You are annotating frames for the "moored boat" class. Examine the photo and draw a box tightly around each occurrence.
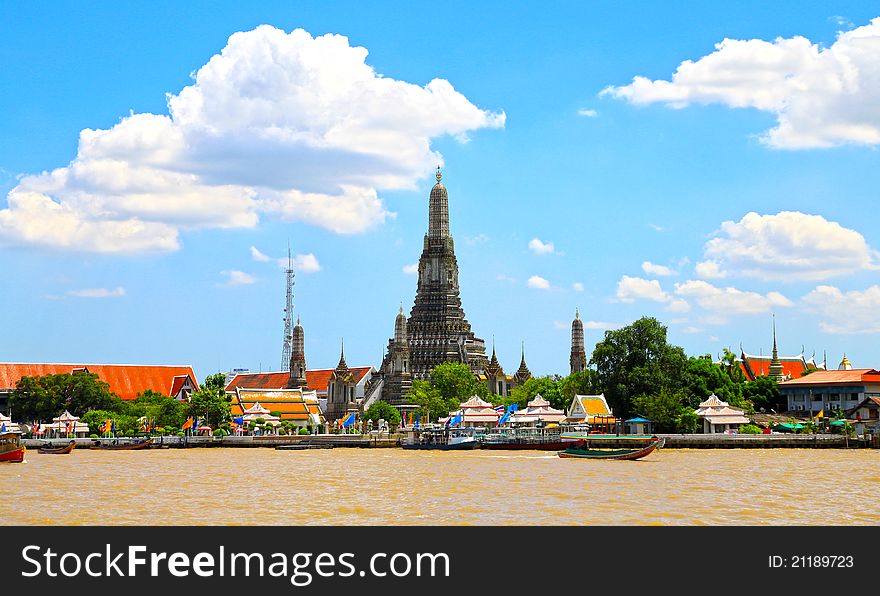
[90,437,153,450]
[0,432,26,463]
[401,427,479,450]
[557,435,665,460]
[480,426,572,450]
[38,440,76,454]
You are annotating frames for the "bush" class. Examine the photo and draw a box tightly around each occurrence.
[297,427,310,435]
[176,432,185,437]
[213,428,227,437]
[738,424,763,434]
[89,434,99,439]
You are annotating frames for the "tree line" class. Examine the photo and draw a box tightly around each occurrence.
[392,317,781,432]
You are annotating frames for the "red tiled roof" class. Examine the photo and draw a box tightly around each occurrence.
[0,363,198,400]
[226,367,372,393]
[739,355,815,381]
[779,369,880,386]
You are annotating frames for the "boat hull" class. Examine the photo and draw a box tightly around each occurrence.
[401,441,479,450]
[91,438,152,450]
[481,441,571,451]
[38,441,76,454]
[558,438,663,461]
[0,447,26,463]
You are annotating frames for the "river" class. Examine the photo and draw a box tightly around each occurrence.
[2,448,878,525]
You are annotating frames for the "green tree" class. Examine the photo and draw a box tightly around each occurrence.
[632,388,693,433]
[188,372,232,427]
[684,355,745,409]
[404,379,448,421]
[9,373,118,420]
[741,376,782,412]
[558,370,599,407]
[590,317,688,420]
[363,400,401,426]
[430,362,487,404]
[508,376,565,410]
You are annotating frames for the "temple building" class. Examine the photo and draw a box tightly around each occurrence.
[728,321,822,382]
[482,343,512,397]
[570,309,587,374]
[324,342,360,422]
[0,363,198,416]
[230,390,323,430]
[378,306,413,407]
[694,394,749,434]
[404,167,489,380]
[287,316,308,389]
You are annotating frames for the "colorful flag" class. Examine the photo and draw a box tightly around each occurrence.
[341,412,356,428]
[1,423,6,433]
[414,413,420,429]
[447,411,463,426]
[182,417,194,430]
[233,416,244,426]
[110,420,115,434]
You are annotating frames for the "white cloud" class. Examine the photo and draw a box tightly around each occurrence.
[641,261,676,276]
[402,263,419,275]
[0,26,504,253]
[695,259,727,279]
[681,326,703,334]
[648,223,668,232]
[602,18,880,148]
[803,284,880,333]
[250,246,271,262]
[464,233,489,245]
[496,274,517,284]
[701,211,878,281]
[527,275,551,290]
[615,275,670,303]
[220,270,256,286]
[584,320,620,330]
[293,253,321,273]
[67,287,126,298]
[528,237,556,255]
[667,298,691,313]
[577,108,598,117]
[674,279,792,315]
[572,282,584,292]
[553,320,569,330]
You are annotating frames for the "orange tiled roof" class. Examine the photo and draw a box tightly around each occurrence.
[226,367,372,394]
[580,397,611,416]
[779,369,880,386]
[739,354,816,381]
[232,388,322,422]
[0,363,198,401]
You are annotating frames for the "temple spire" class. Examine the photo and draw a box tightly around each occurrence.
[768,315,785,382]
[427,165,449,238]
[337,339,349,372]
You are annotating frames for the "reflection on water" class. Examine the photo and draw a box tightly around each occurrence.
[1,448,878,525]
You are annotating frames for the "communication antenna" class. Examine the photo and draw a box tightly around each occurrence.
[281,243,295,371]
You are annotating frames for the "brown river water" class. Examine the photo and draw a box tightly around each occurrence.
[1,448,878,525]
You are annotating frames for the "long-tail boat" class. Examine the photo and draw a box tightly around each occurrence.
[0,432,26,463]
[37,440,76,454]
[557,435,665,460]
[90,437,152,450]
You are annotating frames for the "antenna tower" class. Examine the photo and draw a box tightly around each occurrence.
[281,245,295,371]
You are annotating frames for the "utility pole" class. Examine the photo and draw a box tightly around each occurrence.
[281,244,295,372]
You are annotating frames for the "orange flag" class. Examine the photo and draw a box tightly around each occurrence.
[182,417,194,430]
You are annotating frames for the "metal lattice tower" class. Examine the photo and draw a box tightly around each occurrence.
[281,245,295,372]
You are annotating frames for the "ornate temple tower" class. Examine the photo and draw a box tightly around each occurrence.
[326,341,357,421]
[382,306,414,406]
[767,316,785,382]
[570,308,587,374]
[484,341,510,397]
[406,167,488,378]
[513,343,532,386]
[286,316,308,389]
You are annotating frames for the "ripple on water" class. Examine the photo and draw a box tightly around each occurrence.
[2,448,879,525]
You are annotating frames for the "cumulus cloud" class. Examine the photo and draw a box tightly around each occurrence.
[0,26,504,253]
[701,211,878,281]
[402,263,419,275]
[577,108,598,117]
[463,233,489,245]
[615,276,670,303]
[695,259,727,279]
[803,284,880,333]
[641,261,676,276]
[572,282,584,292]
[584,320,620,330]
[250,246,272,262]
[674,279,792,315]
[67,287,126,298]
[528,237,556,255]
[527,275,551,289]
[220,270,256,286]
[602,17,880,148]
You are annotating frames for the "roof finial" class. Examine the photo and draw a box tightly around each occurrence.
[399,301,404,315]
[435,165,442,184]
[772,314,778,359]
[575,307,580,320]
[296,315,301,326]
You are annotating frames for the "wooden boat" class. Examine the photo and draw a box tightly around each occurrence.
[0,432,26,463]
[90,437,152,450]
[558,436,665,460]
[38,440,76,454]
[401,427,479,450]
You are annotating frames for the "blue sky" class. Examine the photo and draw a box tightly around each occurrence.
[2,1,880,382]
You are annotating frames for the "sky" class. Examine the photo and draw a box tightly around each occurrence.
[2,1,880,382]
